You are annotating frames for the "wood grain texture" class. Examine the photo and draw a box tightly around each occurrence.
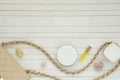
[0,0,120,80]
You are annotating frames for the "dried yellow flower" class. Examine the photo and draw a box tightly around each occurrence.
[16,48,23,57]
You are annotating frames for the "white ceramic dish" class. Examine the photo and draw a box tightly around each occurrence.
[57,45,77,66]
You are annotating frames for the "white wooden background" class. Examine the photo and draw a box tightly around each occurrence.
[0,0,120,80]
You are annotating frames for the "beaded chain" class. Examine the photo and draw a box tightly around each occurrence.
[1,41,120,80]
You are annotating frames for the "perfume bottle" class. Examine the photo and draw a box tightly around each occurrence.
[79,45,92,61]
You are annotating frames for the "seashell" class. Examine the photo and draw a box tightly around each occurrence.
[93,61,104,71]
[41,61,47,68]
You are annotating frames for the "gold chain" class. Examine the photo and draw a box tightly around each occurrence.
[1,40,120,80]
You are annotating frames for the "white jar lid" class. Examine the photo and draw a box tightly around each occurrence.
[57,45,77,66]
[103,43,120,62]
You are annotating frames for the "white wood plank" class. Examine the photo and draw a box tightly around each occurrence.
[0,11,120,16]
[0,5,120,11]
[0,27,120,32]
[0,32,120,38]
[0,0,119,4]
[0,17,120,26]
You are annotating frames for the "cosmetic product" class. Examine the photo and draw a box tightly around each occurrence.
[79,45,91,61]
[103,43,120,62]
[57,45,77,66]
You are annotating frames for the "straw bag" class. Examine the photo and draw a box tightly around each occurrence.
[0,45,30,80]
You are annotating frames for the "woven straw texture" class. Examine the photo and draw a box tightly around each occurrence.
[0,45,30,80]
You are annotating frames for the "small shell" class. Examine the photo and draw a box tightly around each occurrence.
[41,61,47,68]
[16,48,23,57]
[93,61,104,71]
